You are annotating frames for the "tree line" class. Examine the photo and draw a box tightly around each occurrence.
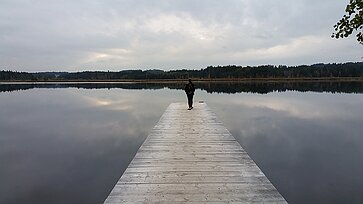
[0,62,362,81]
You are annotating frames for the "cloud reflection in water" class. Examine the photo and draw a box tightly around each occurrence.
[202,91,363,203]
[1,87,363,203]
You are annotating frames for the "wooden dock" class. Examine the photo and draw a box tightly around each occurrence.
[104,102,287,203]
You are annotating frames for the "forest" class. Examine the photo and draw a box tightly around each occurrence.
[0,62,362,81]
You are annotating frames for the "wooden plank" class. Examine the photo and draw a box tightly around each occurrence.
[104,102,287,203]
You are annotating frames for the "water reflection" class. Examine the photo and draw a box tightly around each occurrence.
[0,88,183,204]
[1,86,363,203]
[204,92,363,204]
[1,81,363,94]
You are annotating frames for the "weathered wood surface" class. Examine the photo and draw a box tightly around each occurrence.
[104,102,287,203]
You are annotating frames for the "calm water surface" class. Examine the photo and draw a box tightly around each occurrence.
[1,82,363,204]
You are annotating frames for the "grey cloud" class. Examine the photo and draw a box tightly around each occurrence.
[0,0,361,71]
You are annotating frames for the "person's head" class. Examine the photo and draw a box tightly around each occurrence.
[188,79,192,83]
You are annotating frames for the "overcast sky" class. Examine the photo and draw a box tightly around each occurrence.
[0,0,362,72]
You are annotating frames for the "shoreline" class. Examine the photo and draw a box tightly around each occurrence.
[1,77,363,83]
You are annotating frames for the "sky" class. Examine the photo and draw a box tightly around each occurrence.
[0,0,362,72]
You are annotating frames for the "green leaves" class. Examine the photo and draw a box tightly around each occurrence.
[332,0,363,44]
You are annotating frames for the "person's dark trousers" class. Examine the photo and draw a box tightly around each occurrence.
[187,94,193,108]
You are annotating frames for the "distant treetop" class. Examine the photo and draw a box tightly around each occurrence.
[1,62,362,81]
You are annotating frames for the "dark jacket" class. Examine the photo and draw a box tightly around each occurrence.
[184,82,195,95]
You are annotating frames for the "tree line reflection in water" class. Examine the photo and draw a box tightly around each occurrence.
[1,81,363,94]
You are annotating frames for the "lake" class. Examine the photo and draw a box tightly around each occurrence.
[1,82,363,204]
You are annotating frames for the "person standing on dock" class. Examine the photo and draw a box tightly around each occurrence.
[184,79,195,110]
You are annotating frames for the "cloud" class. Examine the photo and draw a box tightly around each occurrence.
[0,0,361,71]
